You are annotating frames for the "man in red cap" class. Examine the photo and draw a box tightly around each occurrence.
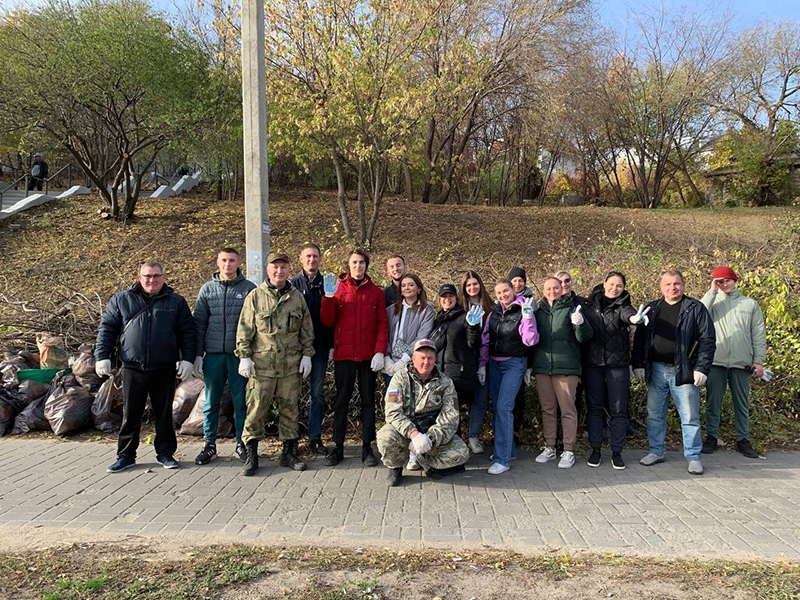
[700,266,766,458]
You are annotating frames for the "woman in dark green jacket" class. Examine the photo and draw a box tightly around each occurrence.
[533,277,593,469]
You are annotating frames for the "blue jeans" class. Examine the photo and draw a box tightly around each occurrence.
[468,381,488,439]
[646,362,702,461]
[488,357,526,467]
[202,353,247,445]
[307,350,330,441]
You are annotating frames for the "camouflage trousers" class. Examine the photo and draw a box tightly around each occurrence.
[376,424,469,470]
[242,374,300,443]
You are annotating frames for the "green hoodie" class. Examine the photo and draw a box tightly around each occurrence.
[532,295,593,376]
[701,287,766,369]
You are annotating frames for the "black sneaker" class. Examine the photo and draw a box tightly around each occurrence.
[194,443,217,465]
[612,452,625,470]
[235,442,248,463]
[386,467,403,487]
[425,467,443,480]
[309,439,327,456]
[157,455,180,470]
[736,439,759,459]
[587,448,601,468]
[702,435,717,454]
[107,456,135,473]
[361,445,378,467]
[325,446,344,467]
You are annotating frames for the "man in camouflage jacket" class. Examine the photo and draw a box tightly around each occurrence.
[235,253,315,476]
[377,339,469,486]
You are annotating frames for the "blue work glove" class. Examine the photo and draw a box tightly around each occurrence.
[323,273,339,297]
[466,304,484,326]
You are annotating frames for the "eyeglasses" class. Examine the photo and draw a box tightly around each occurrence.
[559,278,571,284]
[140,274,163,279]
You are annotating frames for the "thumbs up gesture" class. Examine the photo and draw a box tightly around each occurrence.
[629,304,651,326]
[570,304,584,326]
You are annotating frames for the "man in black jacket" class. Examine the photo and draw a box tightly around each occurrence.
[95,261,196,473]
[632,269,715,475]
[290,243,334,454]
[27,152,48,191]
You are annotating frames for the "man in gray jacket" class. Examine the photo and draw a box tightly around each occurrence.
[193,248,257,464]
[701,266,766,459]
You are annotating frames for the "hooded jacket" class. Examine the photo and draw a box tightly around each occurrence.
[386,300,435,359]
[532,295,593,375]
[430,305,481,390]
[701,288,766,369]
[96,282,196,370]
[194,270,256,356]
[321,273,389,362]
[583,284,637,368]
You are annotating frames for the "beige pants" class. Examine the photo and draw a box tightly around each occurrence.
[536,374,579,451]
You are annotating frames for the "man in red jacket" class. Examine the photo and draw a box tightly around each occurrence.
[321,249,389,466]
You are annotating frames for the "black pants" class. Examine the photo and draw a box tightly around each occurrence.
[584,366,629,452]
[118,367,177,460]
[332,360,376,447]
[27,178,43,191]
[454,380,475,438]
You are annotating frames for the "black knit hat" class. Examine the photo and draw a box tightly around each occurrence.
[508,266,527,283]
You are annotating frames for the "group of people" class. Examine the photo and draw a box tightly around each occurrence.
[94,246,767,486]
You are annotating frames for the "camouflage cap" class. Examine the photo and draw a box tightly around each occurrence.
[267,252,290,264]
[413,339,436,353]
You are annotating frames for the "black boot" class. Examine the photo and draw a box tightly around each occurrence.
[386,467,402,487]
[242,440,259,477]
[280,439,307,471]
[325,445,344,467]
[309,439,327,455]
[361,444,378,467]
[702,435,717,455]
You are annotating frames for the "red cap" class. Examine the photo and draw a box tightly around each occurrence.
[712,266,738,281]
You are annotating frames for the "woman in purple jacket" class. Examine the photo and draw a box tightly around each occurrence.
[478,279,539,475]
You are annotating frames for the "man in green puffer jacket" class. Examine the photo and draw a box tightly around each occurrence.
[700,266,766,459]
[193,248,257,466]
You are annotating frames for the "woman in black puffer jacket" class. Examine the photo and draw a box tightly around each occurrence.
[582,271,644,470]
[429,284,481,436]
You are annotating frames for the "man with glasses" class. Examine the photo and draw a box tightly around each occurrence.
[700,266,766,458]
[95,261,196,473]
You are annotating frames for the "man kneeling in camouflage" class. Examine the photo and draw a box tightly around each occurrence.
[377,339,469,486]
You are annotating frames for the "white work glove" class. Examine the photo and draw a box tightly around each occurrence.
[193,356,204,376]
[389,355,409,376]
[570,305,584,326]
[299,355,312,379]
[524,368,531,386]
[410,432,433,455]
[521,297,535,319]
[477,366,486,385]
[466,304,484,326]
[95,359,112,377]
[629,304,651,326]
[329,348,334,361]
[633,368,646,382]
[176,360,194,381]
[370,352,385,372]
[693,371,708,387]
[238,357,254,378]
[323,272,339,298]
[383,355,396,375]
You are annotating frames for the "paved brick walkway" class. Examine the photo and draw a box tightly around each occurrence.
[0,439,798,560]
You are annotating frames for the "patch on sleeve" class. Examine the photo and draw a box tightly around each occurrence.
[387,390,399,402]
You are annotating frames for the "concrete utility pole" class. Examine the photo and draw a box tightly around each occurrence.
[241,0,269,285]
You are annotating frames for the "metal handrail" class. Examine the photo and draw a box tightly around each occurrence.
[0,174,30,204]
[43,164,72,195]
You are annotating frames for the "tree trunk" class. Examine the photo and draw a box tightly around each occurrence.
[366,160,385,247]
[357,160,367,245]
[331,151,354,242]
[403,163,414,203]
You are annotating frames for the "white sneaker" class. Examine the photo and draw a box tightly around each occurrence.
[406,453,421,471]
[488,462,510,475]
[468,438,485,454]
[558,451,575,469]
[535,446,557,464]
[688,460,704,475]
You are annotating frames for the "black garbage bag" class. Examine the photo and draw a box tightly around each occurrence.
[172,377,204,429]
[44,373,94,436]
[72,343,103,393]
[91,370,124,433]
[0,386,30,436]
[11,392,51,434]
